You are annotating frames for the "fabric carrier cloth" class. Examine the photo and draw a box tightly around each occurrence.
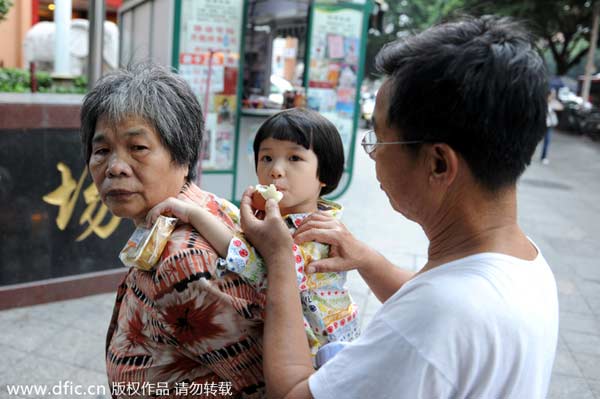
[217,199,360,363]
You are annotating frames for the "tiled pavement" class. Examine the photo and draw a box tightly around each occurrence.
[1,130,599,398]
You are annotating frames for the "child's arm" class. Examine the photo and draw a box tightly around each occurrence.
[146,197,232,258]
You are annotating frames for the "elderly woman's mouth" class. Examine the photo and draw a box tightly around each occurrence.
[106,189,136,200]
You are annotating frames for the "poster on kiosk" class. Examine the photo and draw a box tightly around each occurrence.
[176,0,245,175]
[306,2,366,166]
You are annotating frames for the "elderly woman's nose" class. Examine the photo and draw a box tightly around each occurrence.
[106,153,131,177]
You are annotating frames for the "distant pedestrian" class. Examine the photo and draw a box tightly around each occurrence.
[541,90,564,164]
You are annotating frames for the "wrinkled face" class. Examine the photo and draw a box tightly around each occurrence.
[373,81,424,218]
[88,117,188,226]
[256,138,324,215]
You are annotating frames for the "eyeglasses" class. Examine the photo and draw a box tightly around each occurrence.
[361,130,423,157]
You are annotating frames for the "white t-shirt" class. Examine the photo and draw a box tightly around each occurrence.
[309,248,559,399]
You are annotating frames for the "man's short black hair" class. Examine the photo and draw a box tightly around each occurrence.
[253,108,345,196]
[376,15,548,191]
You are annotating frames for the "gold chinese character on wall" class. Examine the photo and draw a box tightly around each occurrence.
[43,162,121,241]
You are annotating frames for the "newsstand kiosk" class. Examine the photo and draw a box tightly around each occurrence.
[120,0,373,202]
[0,0,374,309]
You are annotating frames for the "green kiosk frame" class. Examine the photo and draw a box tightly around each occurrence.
[126,0,373,203]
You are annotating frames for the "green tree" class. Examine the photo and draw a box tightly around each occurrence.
[0,0,13,22]
[366,0,598,77]
[365,0,466,78]
[443,0,598,75]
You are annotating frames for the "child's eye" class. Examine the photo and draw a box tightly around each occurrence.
[289,155,302,161]
[260,155,272,162]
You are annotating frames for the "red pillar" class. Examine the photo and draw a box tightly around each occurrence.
[31,0,40,25]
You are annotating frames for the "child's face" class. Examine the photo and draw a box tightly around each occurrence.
[256,138,324,215]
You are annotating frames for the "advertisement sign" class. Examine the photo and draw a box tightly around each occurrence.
[307,5,364,163]
[178,0,244,170]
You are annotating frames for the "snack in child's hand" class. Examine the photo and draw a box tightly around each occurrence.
[119,215,178,271]
[252,184,283,211]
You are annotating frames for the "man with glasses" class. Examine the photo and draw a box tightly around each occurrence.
[239,15,558,399]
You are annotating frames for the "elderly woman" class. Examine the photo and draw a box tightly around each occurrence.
[239,16,558,399]
[80,64,265,397]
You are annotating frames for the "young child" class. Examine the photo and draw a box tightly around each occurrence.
[147,108,359,364]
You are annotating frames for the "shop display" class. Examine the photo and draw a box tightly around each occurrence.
[178,0,244,170]
[307,5,364,163]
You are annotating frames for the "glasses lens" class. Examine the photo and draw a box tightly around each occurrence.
[360,133,370,154]
[366,130,377,154]
[368,130,376,143]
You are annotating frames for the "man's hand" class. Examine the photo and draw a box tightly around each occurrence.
[293,212,375,274]
[240,187,293,263]
[241,186,314,399]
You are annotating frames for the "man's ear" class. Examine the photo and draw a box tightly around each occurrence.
[428,143,458,187]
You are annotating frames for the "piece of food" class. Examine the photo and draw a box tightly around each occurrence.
[252,184,283,211]
[119,215,178,270]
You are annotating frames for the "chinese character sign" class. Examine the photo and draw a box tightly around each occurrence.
[43,162,121,242]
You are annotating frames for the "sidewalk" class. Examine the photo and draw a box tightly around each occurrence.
[1,130,599,398]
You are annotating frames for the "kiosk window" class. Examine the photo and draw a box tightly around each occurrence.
[243,1,309,109]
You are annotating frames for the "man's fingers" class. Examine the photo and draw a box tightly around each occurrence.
[264,198,281,219]
[240,186,257,230]
[293,220,337,237]
[297,212,333,227]
[307,257,345,274]
[294,228,337,245]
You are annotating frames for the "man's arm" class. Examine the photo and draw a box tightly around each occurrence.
[263,249,314,399]
[293,213,414,303]
[239,188,314,399]
[355,249,415,303]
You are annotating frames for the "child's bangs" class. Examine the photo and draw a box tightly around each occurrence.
[262,114,313,150]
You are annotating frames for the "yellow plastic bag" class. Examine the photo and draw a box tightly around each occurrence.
[119,216,178,271]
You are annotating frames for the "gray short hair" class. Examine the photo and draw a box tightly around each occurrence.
[80,63,204,181]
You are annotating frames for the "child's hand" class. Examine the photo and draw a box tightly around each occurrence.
[146,197,194,227]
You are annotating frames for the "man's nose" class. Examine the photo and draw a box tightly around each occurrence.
[106,153,130,177]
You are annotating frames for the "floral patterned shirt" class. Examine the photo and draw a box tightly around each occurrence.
[218,199,360,361]
[106,183,265,398]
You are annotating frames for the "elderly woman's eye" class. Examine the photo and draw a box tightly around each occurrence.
[93,148,109,155]
[132,145,149,151]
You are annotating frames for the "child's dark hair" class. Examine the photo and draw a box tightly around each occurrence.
[253,108,344,196]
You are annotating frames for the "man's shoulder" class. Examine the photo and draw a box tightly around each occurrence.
[381,251,557,350]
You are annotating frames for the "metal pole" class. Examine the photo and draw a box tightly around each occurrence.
[88,0,105,90]
[54,0,72,77]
